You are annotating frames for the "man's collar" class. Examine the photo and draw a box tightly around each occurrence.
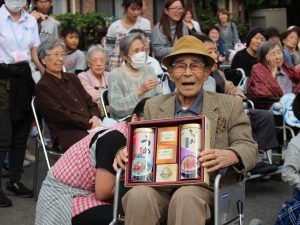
[1,5,28,22]
[175,92,203,115]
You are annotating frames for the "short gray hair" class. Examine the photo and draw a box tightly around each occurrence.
[38,39,66,60]
[120,33,144,57]
[86,45,106,61]
[257,40,283,63]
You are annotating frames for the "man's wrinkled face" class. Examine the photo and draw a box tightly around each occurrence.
[168,54,210,99]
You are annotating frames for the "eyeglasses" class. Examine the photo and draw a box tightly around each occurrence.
[46,52,67,58]
[172,62,205,75]
[168,7,184,12]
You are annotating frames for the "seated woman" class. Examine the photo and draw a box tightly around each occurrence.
[247,40,300,99]
[78,45,108,116]
[35,39,102,151]
[108,33,161,120]
[281,27,300,68]
[35,98,148,225]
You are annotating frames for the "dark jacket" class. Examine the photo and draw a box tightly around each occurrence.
[35,71,101,151]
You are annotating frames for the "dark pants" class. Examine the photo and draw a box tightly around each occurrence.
[0,109,32,187]
[249,109,279,150]
[72,205,113,225]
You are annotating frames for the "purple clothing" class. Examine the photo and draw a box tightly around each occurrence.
[276,69,294,94]
[35,71,101,150]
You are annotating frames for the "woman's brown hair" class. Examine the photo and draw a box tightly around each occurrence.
[183,7,196,21]
[217,8,229,23]
[159,0,185,44]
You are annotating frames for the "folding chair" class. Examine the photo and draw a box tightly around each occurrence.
[100,89,132,122]
[31,97,62,197]
[110,168,262,225]
[100,89,109,118]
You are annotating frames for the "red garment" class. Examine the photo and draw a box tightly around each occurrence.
[247,62,300,99]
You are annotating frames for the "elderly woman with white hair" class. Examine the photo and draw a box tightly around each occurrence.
[78,45,108,109]
[108,33,162,120]
[35,39,101,152]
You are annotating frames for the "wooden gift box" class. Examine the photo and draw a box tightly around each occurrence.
[125,116,210,187]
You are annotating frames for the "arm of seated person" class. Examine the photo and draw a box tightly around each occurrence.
[95,130,126,200]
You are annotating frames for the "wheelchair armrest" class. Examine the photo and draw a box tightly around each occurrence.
[245,96,281,104]
[215,167,244,188]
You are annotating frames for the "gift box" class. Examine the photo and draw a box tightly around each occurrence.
[125,116,210,187]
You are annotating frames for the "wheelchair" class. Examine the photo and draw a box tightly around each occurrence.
[110,168,263,225]
[223,68,296,164]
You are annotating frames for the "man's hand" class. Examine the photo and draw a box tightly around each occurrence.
[89,116,101,128]
[113,147,128,172]
[199,149,239,172]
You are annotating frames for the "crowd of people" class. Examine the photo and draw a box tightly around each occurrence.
[0,0,300,224]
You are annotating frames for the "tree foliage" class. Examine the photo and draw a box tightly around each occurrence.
[194,0,249,40]
[56,12,106,50]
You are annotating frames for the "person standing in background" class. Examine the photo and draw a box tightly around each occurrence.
[105,0,151,71]
[31,0,59,48]
[183,8,201,34]
[0,0,43,207]
[151,0,189,62]
[215,8,240,59]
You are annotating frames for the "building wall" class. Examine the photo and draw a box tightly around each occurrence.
[83,0,95,13]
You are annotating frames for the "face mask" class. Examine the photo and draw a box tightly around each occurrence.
[129,51,147,69]
[5,0,26,13]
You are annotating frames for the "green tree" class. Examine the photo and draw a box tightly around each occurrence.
[194,0,249,40]
[56,12,106,50]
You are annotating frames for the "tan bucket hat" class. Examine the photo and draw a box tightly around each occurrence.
[161,35,215,67]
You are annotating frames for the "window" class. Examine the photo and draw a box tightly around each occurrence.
[154,1,164,24]
[52,0,67,14]
[96,0,114,15]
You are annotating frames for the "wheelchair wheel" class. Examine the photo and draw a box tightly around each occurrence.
[248,218,263,225]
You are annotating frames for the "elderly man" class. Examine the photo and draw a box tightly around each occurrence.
[35,39,101,151]
[115,35,258,225]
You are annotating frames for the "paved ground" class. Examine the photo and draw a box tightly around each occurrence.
[0,139,294,225]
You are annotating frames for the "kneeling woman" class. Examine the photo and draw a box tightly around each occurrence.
[35,99,148,225]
